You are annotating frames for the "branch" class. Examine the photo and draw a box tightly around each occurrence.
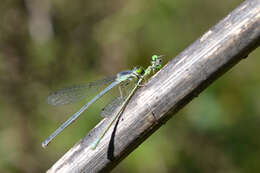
[47,0,260,172]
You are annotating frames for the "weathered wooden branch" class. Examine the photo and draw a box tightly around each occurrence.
[47,0,260,172]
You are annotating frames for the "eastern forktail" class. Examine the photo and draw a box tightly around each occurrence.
[42,55,163,149]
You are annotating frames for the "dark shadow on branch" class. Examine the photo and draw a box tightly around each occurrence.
[107,109,125,160]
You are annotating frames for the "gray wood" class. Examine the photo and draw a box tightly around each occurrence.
[46,0,260,172]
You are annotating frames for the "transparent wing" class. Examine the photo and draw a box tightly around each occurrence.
[100,96,125,117]
[47,76,116,106]
[100,80,135,117]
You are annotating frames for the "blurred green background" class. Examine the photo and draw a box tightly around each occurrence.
[0,0,259,172]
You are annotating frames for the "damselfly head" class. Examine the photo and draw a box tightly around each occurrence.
[151,55,163,70]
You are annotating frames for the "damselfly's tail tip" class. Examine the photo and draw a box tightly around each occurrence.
[42,141,49,148]
[42,144,47,148]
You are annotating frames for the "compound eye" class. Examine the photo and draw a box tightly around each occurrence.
[152,55,158,61]
[156,58,162,64]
